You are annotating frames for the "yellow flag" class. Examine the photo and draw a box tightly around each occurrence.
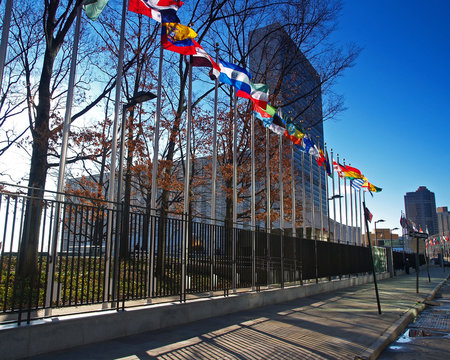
[165,23,197,41]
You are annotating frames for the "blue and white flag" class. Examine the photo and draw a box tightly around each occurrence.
[351,178,364,191]
[218,60,252,94]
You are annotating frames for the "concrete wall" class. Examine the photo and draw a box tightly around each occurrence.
[0,273,389,359]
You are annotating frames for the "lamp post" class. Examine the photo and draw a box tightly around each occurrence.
[327,195,343,241]
[390,227,399,276]
[374,219,385,246]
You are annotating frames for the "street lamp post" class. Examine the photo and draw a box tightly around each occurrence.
[390,227,399,276]
[374,219,385,246]
[327,195,343,241]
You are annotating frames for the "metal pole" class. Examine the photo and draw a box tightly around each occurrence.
[359,189,363,246]
[251,112,256,291]
[331,150,336,242]
[45,6,82,315]
[210,45,219,296]
[150,27,165,213]
[343,159,348,244]
[0,0,13,91]
[181,59,193,300]
[232,89,237,293]
[317,138,323,241]
[354,186,358,245]
[363,201,382,314]
[279,134,284,288]
[291,142,296,238]
[302,151,306,239]
[309,152,314,239]
[349,171,353,245]
[265,127,271,288]
[325,144,330,241]
[290,140,297,284]
[337,154,342,244]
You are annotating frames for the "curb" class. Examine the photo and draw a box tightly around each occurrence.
[355,274,449,360]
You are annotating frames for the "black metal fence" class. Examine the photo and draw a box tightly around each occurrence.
[0,185,380,324]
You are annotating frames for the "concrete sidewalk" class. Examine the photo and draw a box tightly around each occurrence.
[30,266,448,360]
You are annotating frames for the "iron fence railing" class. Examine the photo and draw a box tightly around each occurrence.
[0,185,380,325]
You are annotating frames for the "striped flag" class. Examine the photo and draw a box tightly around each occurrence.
[351,178,364,191]
[128,0,183,23]
[364,205,373,223]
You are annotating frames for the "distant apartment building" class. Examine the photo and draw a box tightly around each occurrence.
[437,206,450,235]
[404,186,438,235]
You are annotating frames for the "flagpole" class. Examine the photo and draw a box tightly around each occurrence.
[182,58,193,300]
[343,159,348,244]
[291,138,297,284]
[325,144,330,241]
[148,24,164,299]
[363,201,382,314]
[336,154,342,243]
[354,185,358,245]
[331,149,336,241]
[317,137,323,241]
[105,0,127,306]
[279,132,284,288]
[251,112,256,291]
[210,44,219,296]
[232,89,237,293]
[309,142,315,239]
[265,127,271,288]
[0,0,13,91]
[302,151,306,239]
[349,166,353,245]
[45,5,82,315]
[359,189,363,246]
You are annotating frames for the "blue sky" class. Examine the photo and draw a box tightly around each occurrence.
[324,0,450,236]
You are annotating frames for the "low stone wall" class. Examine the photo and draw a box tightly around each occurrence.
[0,272,389,359]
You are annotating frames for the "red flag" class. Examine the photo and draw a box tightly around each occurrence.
[364,206,373,223]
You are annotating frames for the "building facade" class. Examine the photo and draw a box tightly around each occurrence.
[437,206,450,235]
[404,186,438,235]
[248,23,328,237]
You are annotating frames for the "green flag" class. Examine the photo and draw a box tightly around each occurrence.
[83,0,109,21]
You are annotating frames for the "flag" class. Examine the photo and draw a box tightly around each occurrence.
[162,24,196,55]
[342,164,364,180]
[325,149,332,177]
[400,212,407,229]
[237,82,269,108]
[83,0,109,20]
[333,161,347,178]
[364,205,373,223]
[285,129,304,145]
[254,103,276,119]
[191,40,221,79]
[218,60,252,94]
[316,149,326,167]
[164,23,197,41]
[128,0,182,23]
[351,178,364,191]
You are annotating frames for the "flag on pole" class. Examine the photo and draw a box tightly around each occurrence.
[164,23,197,41]
[333,161,346,178]
[218,60,252,94]
[128,0,182,22]
[254,103,276,119]
[83,0,109,20]
[237,82,269,108]
[364,205,373,223]
[400,212,408,229]
[325,149,332,177]
[191,40,221,79]
[342,164,364,180]
[351,178,364,191]
[162,23,197,55]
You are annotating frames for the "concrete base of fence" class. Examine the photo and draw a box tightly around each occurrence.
[0,272,389,360]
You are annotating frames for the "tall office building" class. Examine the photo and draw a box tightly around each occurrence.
[248,23,327,236]
[437,206,450,235]
[404,186,438,235]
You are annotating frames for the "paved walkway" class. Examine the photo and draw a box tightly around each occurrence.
[31,266,448,360]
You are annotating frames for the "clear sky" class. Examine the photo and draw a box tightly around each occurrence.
[324,0,450,236]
